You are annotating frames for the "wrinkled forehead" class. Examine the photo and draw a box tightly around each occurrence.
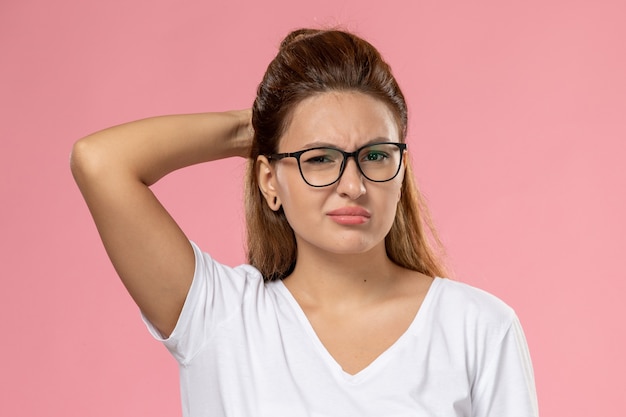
[278,91,402,152]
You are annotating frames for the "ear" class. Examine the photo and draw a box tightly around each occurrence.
[256,155,282,211]
[398,152,408,202]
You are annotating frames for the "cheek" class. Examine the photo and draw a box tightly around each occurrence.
[382,181,404,222]
[274,168,316,226]
[391,173,404,200]
[274,165,303,204]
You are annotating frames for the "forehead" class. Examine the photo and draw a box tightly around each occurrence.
[279,91,400,151]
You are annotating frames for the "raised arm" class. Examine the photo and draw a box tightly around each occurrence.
[70,110,252,337]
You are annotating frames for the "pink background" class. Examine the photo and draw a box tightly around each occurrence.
[1,0,624,415]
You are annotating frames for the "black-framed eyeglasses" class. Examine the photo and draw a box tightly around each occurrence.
[268,142,407,187]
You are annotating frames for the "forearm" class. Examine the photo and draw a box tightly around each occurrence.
[71,110,252,186]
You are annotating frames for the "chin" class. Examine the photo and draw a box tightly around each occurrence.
[322,238,383,256]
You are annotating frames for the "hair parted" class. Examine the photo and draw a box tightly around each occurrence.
[245,28,446,280]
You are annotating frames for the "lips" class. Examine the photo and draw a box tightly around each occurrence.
[326,207,371,225]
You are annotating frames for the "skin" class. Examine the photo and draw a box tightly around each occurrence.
[71,91,432,375]
[257,92,433,374]
[71,111,253,337]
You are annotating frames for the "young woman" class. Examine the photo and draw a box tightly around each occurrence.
[71,29,538,416]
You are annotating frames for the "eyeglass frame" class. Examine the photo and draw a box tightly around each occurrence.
[267,141,408,188]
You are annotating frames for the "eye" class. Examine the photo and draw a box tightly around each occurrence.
[302,148,340,164]
[361,150,389,162]
[305,155,333,164]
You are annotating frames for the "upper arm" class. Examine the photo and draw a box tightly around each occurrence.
[471,315,539,417]
[71,137,195,337]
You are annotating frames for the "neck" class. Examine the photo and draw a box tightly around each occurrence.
[283,241,401,309]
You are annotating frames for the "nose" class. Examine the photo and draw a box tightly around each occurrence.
[335,157,366,199]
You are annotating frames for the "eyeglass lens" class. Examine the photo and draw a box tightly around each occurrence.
[299,143,403,187]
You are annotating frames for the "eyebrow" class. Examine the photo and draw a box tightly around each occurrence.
[298,137,394,150]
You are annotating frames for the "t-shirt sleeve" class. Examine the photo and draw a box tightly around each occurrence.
[471,313,539,417]
[142,241,262,364]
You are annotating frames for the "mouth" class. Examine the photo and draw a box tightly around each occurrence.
[326,207,371,225]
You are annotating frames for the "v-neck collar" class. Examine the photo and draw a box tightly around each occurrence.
[274,277,442,383]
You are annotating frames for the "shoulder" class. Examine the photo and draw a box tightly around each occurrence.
[428,277,516,332]
[186,240,271,308]
[191,241,263,282]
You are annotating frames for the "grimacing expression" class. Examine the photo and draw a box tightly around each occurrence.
[258,91,405,258]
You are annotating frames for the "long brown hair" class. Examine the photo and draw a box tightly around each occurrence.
[246,28,446,280]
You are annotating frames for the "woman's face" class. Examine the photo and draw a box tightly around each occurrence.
[259,91,405,258]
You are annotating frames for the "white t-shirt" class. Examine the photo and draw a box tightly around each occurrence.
[144,242,539,417]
